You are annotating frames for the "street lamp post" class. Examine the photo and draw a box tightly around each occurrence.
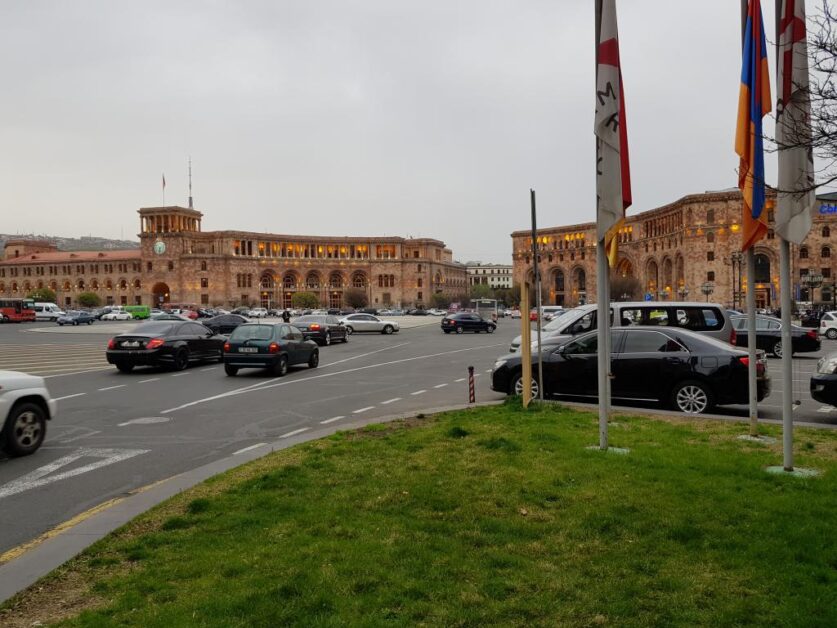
[701,282,715,302]
[730,251,744,310]
[801,272,824,305]
[657,290,667,301]
[678,286,690,300]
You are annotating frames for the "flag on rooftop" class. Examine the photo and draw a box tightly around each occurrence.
[735,0,772,251]
[594,0,632,267]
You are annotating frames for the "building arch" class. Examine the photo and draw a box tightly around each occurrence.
[0,282,5,292]
[49,280,57,291]
[62,280,71,292]
[615,257,635,279]
[36,281,44,290]
[661,257,674,297]
[571,266,587,305]
[90,278,99,290]
[675,254,685,288]
[23,280,31,292]
[305,270,322,290]
[117,278,128,291]
[351,271,368,289]
[11,281,18,292]
[132,278,141,290]
[152,282,171,305]
[259,271,277,308]
[645,258,659,294]
[77,279,85,291]
[550,267,566,306]
[281,271,300,308]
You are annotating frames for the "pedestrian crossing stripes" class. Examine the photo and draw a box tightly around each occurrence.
[0,344,108,377]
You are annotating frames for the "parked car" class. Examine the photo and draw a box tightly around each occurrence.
[249,307,269,318]
[106,320,225,372]
[291,315,348,346]
[441,312,497,334]
[0,370,56,456]
[56,310,96,326]
[819,311,837,340]
[232,307,251,316]
[101,309,133,321]
[203,314,250,335]
[509,302,735,352]
[427,308,447,316]
[730,315,821,357]
[408,308,428,316]
[491,327,770,414]
[339,313,400,335]
[33,302,65,321]
[800,311,824,328]
[169,308,198,320]
[359,308,378,315]
[509,309,522,319]
[150,312,190,321]
[223,322,319,377]
[810,353,837,406]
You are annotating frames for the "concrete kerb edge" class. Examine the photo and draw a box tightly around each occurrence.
[0,399,504,604]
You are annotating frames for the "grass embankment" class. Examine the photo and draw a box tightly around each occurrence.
[3,401,837,627]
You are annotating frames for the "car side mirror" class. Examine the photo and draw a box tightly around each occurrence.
[557,345,566,354]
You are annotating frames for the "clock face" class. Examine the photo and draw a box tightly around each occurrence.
[153,240,166,255]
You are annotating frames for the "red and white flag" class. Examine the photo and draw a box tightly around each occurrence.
[595,0,632,267]
[776,0,814,244]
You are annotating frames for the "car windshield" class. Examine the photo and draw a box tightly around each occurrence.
[133,322,176,335]
[231,325,274,341]
[544,307,591,331]
[295,316,328,323]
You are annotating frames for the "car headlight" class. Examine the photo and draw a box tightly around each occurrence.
[817,356,837,375]
[493,359,508,370]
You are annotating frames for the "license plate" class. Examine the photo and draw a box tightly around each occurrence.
[122,341,140,347]
[238,347,258,353]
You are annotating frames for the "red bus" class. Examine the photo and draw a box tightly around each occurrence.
[0,298,36,323]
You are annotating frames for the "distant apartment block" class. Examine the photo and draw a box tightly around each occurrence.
[467,263,513,289]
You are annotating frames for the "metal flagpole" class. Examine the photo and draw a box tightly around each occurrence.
[779,239,794,469]
[746,250,759,434]
[531,190,544,402]
[520,281,532,408]
[597,238,609,450]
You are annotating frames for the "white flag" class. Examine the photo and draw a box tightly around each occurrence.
[776,0,814,244]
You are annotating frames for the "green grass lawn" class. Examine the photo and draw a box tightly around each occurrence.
[4,400,837,627]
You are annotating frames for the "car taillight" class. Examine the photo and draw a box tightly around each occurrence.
[107,338,116,349]
[146,338,165,350]
[268,342,280,354]
[730,328,737,345]
[738,356,749,367]
[738,356,766,375]
[309,324,321,330]
[807,330,818,340]
[223,342,231,352]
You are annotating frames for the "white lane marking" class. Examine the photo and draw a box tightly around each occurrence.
[320,416,345,424]
[380,398,401,405]
[454,378,466,382]
[816,405,837,413]
[411,390,427,396]
[161,343,505,414]
[233,443,267,455]
[98,385,126,391]
[118,417,171,426]
[353,406,375,414]
[58,429,102,444]
[54,393,86,401]
[0,448,149,500]
[485,369,492,373]
[433,383,448,389]
[280,428,309,439]
[44,367,114,379]
[473,373,481,377]
[172,372,191,377]
[201,367,217,372]
[138,378,160,384]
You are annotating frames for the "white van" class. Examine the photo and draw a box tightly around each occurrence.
[34,303,65,321]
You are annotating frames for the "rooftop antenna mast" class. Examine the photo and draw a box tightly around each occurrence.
[188,156,194,209]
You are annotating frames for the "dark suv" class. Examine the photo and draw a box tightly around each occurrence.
[441,312,497,334]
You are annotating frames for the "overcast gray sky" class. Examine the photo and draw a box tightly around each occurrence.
[0,1,783,263]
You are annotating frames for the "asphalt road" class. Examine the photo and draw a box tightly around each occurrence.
[0,317,835,555]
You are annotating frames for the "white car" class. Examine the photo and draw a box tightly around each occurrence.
[339,313,400,335]
[509,309,522,319]
[248,308,268,318]
[0,370,56,456]
[427,308,447,316]
[102,311,133,321]
[820,311,837,340]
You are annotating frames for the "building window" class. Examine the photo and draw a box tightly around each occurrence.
[413,251,419,258]
[167,261,174,271]
[800,247,809,259]
[147,261,153,272]
[800,268,809,278]
[822,246,831,258]
[706,209,715,224]
[707,251,714,261]
[824,226,831,238]
[201,294,209,305]
[706,232,714,243]
[417,291,423,301]
[417,278,423,287]
[417,264,422,272]
[823,268,832,279]
[200,261,207,271]
[768,209,775,222]
[200,278,209,288]
[707,271,715,281]
[767,229,775,240]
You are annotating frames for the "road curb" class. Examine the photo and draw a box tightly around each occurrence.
[0,400,503,604]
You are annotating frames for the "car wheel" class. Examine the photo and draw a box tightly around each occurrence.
[772,341,784,358]
[511,372,539,398]
[116,363,134,373]
[324,332,331,346]
[443,330,451,334]
[826,328,837,340]
[2,402,47,457]
[173,348,190,371]
[88,320,93,325]
[486,325,495,334]
[345,326,354,335]
[342,331,349,343]
[58,322,63,326]
[308,350,319,369]
[455,326,464,334]
[73,320,79,326]
[224,364,238,376]
[671,380,713,414]
[273,354,289,377]
[383,325,394,335]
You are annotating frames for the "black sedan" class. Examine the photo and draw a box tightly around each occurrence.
[223,323,319,376]
[106,320,225,372]
[291,315,348,346]
[811,353,837,406]
[441,312,497,334]
[490,327,770,414]
[203,314,250,335]
[730,315,821,357]
[57,310,95,326]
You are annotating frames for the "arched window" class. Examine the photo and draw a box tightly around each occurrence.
[800,247,809,259]
[352,272,367,289]
[200,261,207,271]
[823,226,831,238]
[822,246,831,258]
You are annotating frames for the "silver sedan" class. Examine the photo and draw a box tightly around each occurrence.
[339,313,400,335]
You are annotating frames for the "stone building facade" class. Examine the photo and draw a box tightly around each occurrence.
[511,189,837,310]
[0,206,468,310]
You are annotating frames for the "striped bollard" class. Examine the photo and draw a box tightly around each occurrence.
[468,366,475,403]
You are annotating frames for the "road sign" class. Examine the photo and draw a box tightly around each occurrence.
[644,292,653,301]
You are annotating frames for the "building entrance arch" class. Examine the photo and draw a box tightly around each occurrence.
[260,272,277,309]
[152,282,171,305]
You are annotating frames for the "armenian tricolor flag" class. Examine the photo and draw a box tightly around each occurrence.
[735,0,772,251]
